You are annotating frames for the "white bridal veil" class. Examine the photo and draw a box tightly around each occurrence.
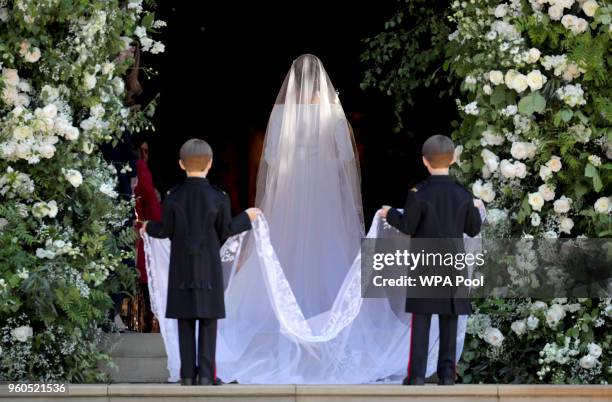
[144,54,480,384]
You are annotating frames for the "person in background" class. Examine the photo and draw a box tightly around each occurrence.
[134,138,162,332]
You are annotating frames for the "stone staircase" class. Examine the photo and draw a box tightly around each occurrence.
[103,332,170,383]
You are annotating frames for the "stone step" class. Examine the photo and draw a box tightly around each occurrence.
[103,333,170,383]
[107,333,166,358]
[1,384,610,402]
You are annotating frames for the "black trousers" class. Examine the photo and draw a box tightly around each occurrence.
[177,318,217,381]
[407,314,458,381]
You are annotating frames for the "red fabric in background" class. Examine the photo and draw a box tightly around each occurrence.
[134,159,162,284]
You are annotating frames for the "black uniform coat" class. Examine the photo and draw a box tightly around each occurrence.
[386,175,482,315]
[146,177,251,319]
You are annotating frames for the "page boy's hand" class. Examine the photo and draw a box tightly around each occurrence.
[473,198,485,210]
[378,206,391,219]
[246,208,261,222]
[139,221,148,238]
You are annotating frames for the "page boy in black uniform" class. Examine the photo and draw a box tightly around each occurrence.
[143,139,259,385]
[380,135,483,385]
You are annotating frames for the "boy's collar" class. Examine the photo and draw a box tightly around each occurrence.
[428,174,453,180]
[185,176,208,182]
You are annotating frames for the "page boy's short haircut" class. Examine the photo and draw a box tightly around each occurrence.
[180,138,213,171]
[422,135,455,168]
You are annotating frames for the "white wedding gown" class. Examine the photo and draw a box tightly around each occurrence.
[143,55,482,384]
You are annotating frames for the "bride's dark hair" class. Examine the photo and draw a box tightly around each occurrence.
[275,54,336,105]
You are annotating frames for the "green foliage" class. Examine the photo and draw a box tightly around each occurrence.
[0,0,162,382]
[360,0,454,131]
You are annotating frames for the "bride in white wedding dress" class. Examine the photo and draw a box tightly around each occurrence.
[144,54,478,384]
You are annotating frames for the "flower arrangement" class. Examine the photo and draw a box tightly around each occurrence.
[447,0,611,239]
[362,0,611,384]
[447,0,611,384]
[0,0,164,382]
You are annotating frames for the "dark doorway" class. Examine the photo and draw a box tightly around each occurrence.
[143,1,439,223]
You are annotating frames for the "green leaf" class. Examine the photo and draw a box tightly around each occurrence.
[516,196,532,224]
[142,13,154,29]
[574,181,589,198]
[585,163,603,192]
[518,92,546,116]
[554,109,573,125]
[490,86,506,105]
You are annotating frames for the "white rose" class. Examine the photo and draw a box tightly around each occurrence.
[500,159,516,179]
[582,0,599,17]
[13,126,32,140]
[538,184,556,201]
[480,185,495,203]
[494,4,508,18]
[559,216,574,234]
[562,14,577,30]
[41,104,58,119]
[573,18,588,33]
[481,164,492,179]
[3,68,20,86]
[484,327,504,347]
[511,142,536,160]
[528,192,545,211]
[526,70,547,91]
[579,354,597,369]
[548,5,564,20]
[481,149,500,172]
[472,180,495,203]
[481,129,504,146]
[63,169,83,187]
[11,325,33,342]
[526,48,541,63]
[37,142,55,159]
[514,161,527,178]
[47,200,58,218]
[511,74,529,93]
[489,70,504,85]
[511,320,527,336]
[553,196,572,214]
[83,73,97,90]
[530,212,541,226]
[594,197,611,213]
[32,202,47,218]
[483,84,493,95]
[65,126,79,141]
[526,315,539,329]
[557,0,575,9]
[504,69,518,88]
[545,304,566,327]
[587,343,602,358]
[539,165,553,181]
[24,47,41,63]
